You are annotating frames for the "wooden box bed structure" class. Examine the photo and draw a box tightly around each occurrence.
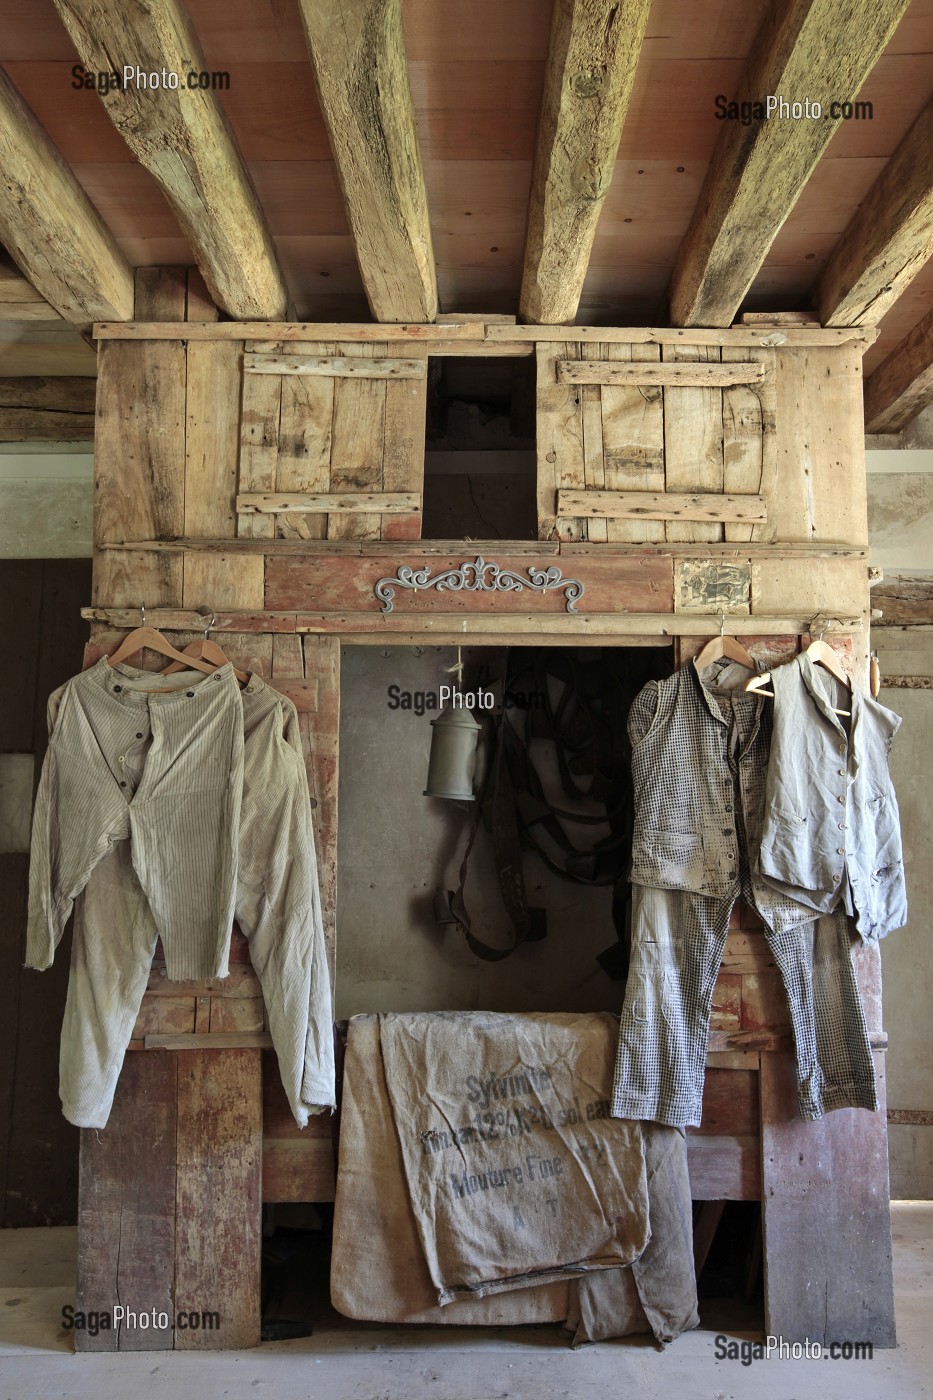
[74,271,894,1351]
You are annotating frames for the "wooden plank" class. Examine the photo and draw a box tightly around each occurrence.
[599,342,664,545]
[146,1033,272,1050]
[262,1140,336,1203]
[301,637,340,981]
[663,344,723,543]
[262,1055,334,1203]
[536,341,585,541]
[519,0,651,324]
[185,267,219,324]
[237,371,281,540]
[296,0,436,322]
[558,490,767,522]
[668,0,911,326]
[83,604,861,638]
[722,346,777,544]
[327,342,387,540]
[245,353,426,379]
[273,345,336,543]
[54,0,286,319]
[76,1053,177,1351]
[0,375,95,440]
[558,360,765,387]
[382,341,427,540]
[183,338,264,611]
[265,551,671,615]
[238,491,420,515]
[0,65,133,327]
[864,308,933,434]
[579,341,607,543]
[686,1134,760,1201]
[760,1050,895,1346]
[98,537,868,559]
[92,321,875,347]
[92,340,185,607]
[694,1069,760,1137]
[174,1050,262,1350]
[817,97,933,328]
[872,575,933,626]
[752,558,867,621]
[773,346,869,545]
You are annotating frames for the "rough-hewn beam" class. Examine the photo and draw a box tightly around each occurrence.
[54,0,287,320]
[669,0,911,328]
[0,376,96,439]
[864,309,933,433]
[296,0,437,323]
[0,69,133,327]
[816,97,933,326]
[519,0,652,325]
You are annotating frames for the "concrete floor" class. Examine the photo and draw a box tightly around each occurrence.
[0,1204,929,1400]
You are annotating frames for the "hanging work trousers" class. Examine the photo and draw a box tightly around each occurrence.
[611,660,877,1129]
[29,662,335,1130]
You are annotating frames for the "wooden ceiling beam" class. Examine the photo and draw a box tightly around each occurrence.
[668,0,911,329]
[0,68,134,328]
[53,0,288,321]
[864,308,933,433]
[816,97,933,327]
[296,0,437,323]
[519,0,652,326]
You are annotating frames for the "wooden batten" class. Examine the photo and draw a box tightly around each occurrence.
[816,96,933,328]
[92,320,876,347]
[556,361,766,387]
[0,67,134,328]
[297,0,437,323]
[557,490,768,522]
[245,354,427,379]
[519,0,652,325]
[237,492,421,515]
[667,0,912,327]
[53,0,287,320]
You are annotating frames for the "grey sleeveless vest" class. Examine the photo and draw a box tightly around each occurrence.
[627,659,815,933]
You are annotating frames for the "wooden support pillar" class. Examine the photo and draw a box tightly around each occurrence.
[76,1048,262,1351]
[760,1049,896,1347]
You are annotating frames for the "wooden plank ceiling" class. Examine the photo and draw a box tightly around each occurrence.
[1,0,932,428]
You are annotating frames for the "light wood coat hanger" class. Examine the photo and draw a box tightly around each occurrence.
[106,603,215,676]
[162,611,249,685]
[745,624,851,716]
[693,612,757,673]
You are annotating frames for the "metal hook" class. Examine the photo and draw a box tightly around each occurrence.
[718,609,726,638]
[203,610,216,638]
[140,601,146,627]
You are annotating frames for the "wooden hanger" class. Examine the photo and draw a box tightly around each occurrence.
[163,616,249,686]
[693,612,757,673]
[106,604,215,676]
[745,626,851,716]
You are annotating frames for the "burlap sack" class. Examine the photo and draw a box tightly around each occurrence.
[379,1011,650,1304]
[330,1014,570,1324]
[567,1125,700,1346]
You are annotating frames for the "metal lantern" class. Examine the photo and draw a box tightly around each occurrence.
[423,703,482,800]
